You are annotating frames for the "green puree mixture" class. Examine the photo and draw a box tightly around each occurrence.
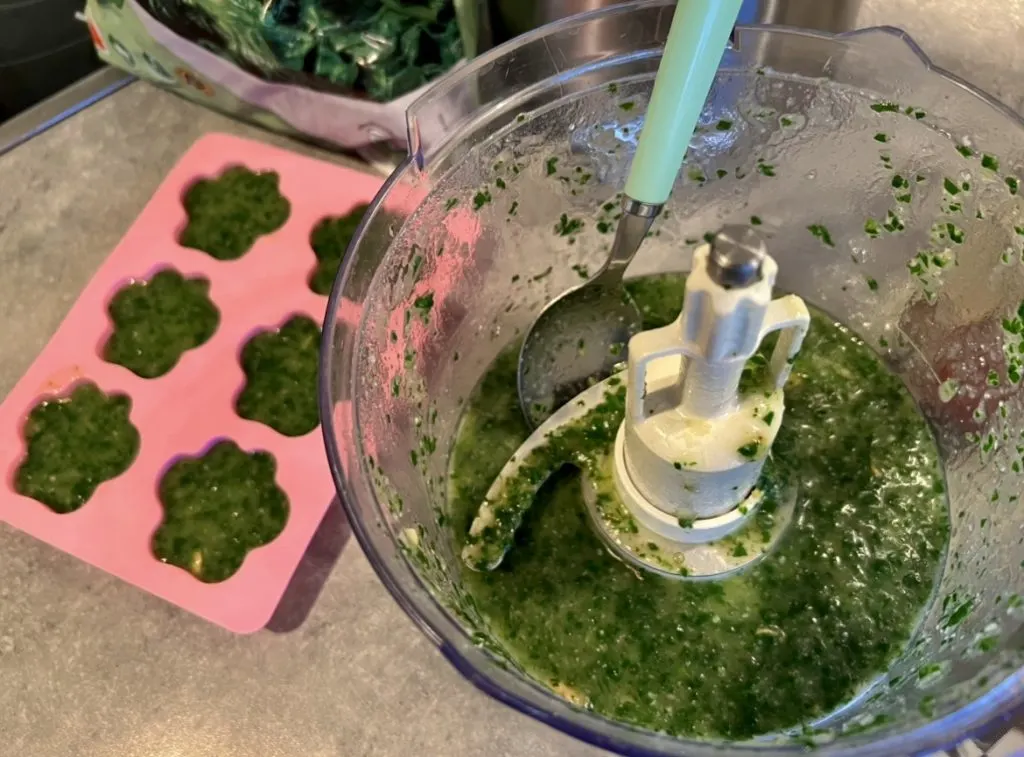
[152,440,289,582]
[309,204,369,295]
[236,315,322,437]
[16,383,140,513]
[179,167,290,260]
[448,274,949,739]
[104,269,219,378]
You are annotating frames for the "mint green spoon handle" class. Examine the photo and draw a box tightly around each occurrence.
[515,0,746,430]
[624,0,744,206]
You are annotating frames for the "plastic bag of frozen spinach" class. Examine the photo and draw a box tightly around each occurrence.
[134,0,479,102]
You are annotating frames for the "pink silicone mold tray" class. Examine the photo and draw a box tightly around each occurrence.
[0,133,382,633]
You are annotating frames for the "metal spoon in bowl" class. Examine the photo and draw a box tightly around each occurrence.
[516,0,744,428]
[517,201,657,427]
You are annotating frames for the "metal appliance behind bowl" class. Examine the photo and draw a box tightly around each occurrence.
[491,0,863,41]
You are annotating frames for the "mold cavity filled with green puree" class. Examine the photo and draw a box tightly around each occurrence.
[15,383,140,513]
[152,440,288,582]
[179,166,290,260]
[308,204,368,296]
[103,269,219,378]
[235,315,321,437]
[445,274,949,740]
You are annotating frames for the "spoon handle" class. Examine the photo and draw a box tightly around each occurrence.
[597,198,661,285]
[624,0,744,206]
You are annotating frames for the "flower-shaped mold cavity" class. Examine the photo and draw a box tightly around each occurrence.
[103,269,219,378]
[309,204,368,295]
[152,440,289,583]
[236,315,321,437]
[15,383,140,513]
[179,166,290,260]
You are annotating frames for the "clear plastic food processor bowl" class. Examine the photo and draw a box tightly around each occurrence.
[320,3,1024,754]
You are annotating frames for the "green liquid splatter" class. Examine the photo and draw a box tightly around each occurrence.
[808,224,835,247]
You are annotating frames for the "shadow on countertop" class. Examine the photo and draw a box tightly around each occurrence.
[265,495,352,633]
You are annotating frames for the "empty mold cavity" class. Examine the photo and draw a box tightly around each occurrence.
[15,383,140,513]
[152,440,288,583]
[236,315,321,437]
[309,204,368,295]
[179,166,290,260]
[103,269,219,378]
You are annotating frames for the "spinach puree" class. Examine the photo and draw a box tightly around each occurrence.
[16,383,140,513]
[104,269,219,379]
[309,205,369,296]
[179,167,290,261]
[447,274,948,739]
[236,315,321,437]
[153,440,289,582]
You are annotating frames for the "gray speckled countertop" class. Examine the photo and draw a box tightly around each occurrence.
[1,3,1022,756]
